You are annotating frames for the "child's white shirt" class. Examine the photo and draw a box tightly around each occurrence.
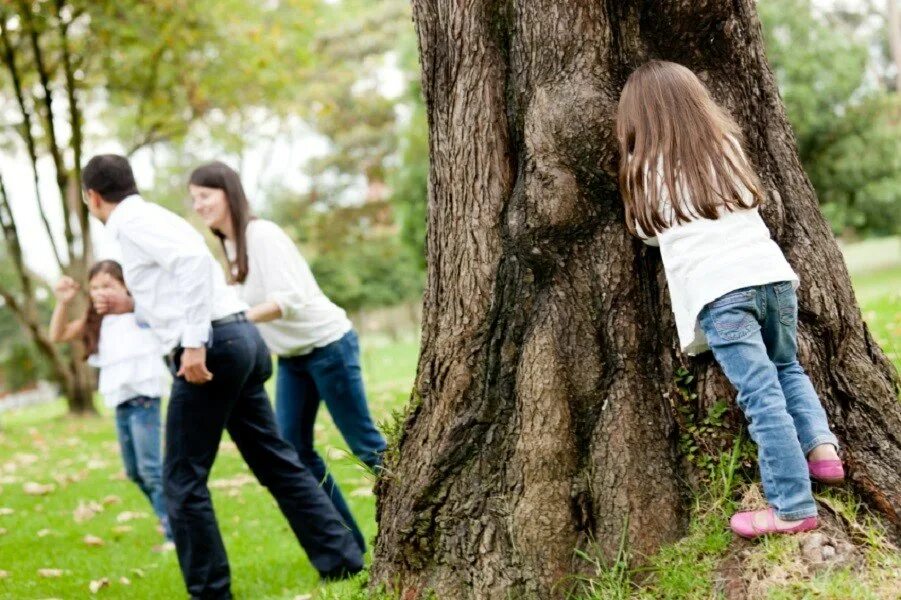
[637,152,798,355]
[87,313,170,408]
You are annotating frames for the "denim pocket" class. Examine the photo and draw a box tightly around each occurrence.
[707,289,758,342]
[709,287,756,309]
[773,281,797,327]
[712,309,757,342]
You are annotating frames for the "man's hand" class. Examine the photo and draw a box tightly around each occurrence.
[177,346,213,384]
[93,290,134,315]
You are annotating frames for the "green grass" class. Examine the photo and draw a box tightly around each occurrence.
[0,335,419,600]
[1,238,898,600]
[851,263,900,372]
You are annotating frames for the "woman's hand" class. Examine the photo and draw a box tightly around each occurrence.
[54,276,80,303]
[177,346,214,384]
[246,301,282,324]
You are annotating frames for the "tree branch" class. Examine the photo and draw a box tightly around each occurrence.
[17,0,76,261]
[53,0,90,266]
[0,10,66,273]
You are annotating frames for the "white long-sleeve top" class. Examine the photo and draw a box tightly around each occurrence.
[637,158,798,355]
[225,219,351,357]
[106,195,248,352]
[87,313,170,407]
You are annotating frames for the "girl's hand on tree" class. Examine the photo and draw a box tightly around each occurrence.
[54,277,80,303]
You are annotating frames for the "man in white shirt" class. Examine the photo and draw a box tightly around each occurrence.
[82,154,362,598]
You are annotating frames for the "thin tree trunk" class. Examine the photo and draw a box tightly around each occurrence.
[889,0,901,91]
[373,1,900,598]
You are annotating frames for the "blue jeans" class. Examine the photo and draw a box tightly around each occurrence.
[115,396,171,539]
[276,329,387,553]
[699,282,838,520]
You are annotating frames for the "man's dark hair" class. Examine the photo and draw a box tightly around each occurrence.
[82,154,139,203]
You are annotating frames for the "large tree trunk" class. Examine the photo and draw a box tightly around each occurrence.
[373,1,901,598]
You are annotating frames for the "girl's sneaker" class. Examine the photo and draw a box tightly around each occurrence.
[808,459,844,485]
[730,508,818,539]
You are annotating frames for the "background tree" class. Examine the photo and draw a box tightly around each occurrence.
[759,0,901,237]
[266,0,427,314]
[0,0,316,411]
[372,2,901,598]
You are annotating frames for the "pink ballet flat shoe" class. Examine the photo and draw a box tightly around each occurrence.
[808,459,845,485]
[730,508,818,539]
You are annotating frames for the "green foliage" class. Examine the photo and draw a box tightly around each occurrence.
[672,367,756,483]
[1,341,47,392]
[388,71,428,269]
[310,237,422,314]
[266,188,423,314]
[568,524,634,600]
[759,0,901,237]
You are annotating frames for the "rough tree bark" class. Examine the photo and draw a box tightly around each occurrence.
[373,1,901,598]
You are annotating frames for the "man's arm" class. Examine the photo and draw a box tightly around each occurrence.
[115,214,215,383]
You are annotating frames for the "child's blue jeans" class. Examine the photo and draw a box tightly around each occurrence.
[115,395,171,539]
[698,281,838,519]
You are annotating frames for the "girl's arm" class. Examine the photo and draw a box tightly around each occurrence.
[246,301,282,324]
[49,277,85,343]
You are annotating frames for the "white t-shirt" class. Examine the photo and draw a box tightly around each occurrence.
[225,219,352,357]
[638,151,798,355]
[87,314,170,408]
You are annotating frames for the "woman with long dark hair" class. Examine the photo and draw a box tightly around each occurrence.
[49,260,172,547]
[189,161,386,554]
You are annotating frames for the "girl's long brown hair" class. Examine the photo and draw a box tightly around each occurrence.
[616,60,765,237]
[82,260,126,359]
[188,161,254,284]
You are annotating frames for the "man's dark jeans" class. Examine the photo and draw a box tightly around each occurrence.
[164,318,362,599]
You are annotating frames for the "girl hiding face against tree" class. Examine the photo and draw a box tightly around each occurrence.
[616,60,843,539]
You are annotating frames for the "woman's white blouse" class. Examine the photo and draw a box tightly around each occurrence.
[225,219,351,357]
[87,313,170,407]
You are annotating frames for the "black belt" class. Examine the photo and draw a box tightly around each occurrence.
[211,312,247,327]
[167,313,247,367]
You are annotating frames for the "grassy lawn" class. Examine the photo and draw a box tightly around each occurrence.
[0,336,419,600]
[0,237,897,599]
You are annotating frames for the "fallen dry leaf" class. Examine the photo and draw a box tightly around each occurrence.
[112,525,133,534]
[53,472,85,486]
[89,577,109,594]
[119,576,131,585]
[83,534,105,547]
[326,446,346,460]
[209,474,255,490]
[86,459,109,470]
[73,500,104,523]
[23,482,55,496]
[37,528,53,538]
[38,568,64,578]
[0,570,8,578]
[131,568,145,578]
[0,508,15,516]
[0,527,7,536]
[17,453,39,466]
[116,511,149,523]
[102,495,121,506]
[293,595,312,600]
